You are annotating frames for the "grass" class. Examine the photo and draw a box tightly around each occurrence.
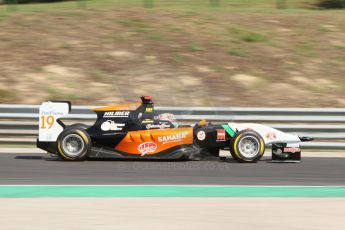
[66,93,80,100]
[45,87,80,101]
[0,89,14,102]
[318,26,332,32]
[118,18,148,28]
[227,47,244,56]
[241,31,269,43]
[171,52,184,65]
[93,69,111,82]
[58,42,73,49]
[188,43,204,52]
[118,18,163,40]
[333,44,345,49]
[295,42,317,57]
[147,30,162,40]
[229,26,269,43]
[0,0,344,107]
[212,65,226,73]
[46,87,58,95]
[169,26,187,35]
[0,0,330,14]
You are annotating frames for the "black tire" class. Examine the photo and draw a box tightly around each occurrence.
[230,130,265,163]
[57,128,91,161]
[68,123,89,130]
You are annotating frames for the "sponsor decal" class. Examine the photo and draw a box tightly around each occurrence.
[275,149,282,154]
[138,113,143,119]
[146,107,153,113]
[142,119,153,124]
[284,147,301,153]
[138,142,157,156]
[216,129,226,141]
[103,111,130,118]
[222,124,235,138]
[101,120,125,131]
[158,132,189,144]
[287,143,300,148]
[146,122,171,129]
[266,132,277,140]
[41,111,64,116]
[197,130,206,141]
[272,148,289,158]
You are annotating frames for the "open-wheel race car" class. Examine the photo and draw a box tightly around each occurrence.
[37,96,313,162]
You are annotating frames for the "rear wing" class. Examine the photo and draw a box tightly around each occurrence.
[38,101,71,142]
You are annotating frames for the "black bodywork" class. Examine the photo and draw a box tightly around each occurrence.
[37,96,308,162]
[37,96,231,160]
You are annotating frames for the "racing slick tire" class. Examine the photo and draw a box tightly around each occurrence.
[230,130,265,163]
[57,128,91,161]
[68,123,90,130]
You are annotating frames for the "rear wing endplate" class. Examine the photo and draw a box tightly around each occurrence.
[38,101,71,142]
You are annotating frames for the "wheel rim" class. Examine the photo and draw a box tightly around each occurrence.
[61,134,85,157]
[238,135,260,158]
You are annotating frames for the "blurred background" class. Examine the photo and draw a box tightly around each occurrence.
[0,0,344,107]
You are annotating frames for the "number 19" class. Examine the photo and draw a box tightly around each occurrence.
[41,115,54,129]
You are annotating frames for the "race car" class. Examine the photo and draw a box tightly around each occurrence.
[37,96,313,162]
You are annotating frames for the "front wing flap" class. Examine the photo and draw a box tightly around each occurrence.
[272,143,301,162]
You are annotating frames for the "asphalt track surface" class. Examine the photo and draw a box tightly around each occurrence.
[0,153,344,185]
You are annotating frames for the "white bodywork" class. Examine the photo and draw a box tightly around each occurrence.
[227,122,301,144]
[39,102,70,142]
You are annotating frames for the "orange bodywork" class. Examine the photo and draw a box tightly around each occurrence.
[92,103,140,112]
[115,127,194,155]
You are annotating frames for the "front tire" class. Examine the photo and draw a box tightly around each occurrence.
[57,128,91,161]
[230,130,265,163]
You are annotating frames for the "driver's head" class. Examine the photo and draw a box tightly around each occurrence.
[141,96,153,104]
[159,113,178,128]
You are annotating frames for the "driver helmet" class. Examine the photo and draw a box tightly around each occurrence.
[159,113,178,128]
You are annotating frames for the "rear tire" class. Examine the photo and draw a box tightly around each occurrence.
[230,130,265,163]
[68,123,89,130]
[57,128,91,161]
